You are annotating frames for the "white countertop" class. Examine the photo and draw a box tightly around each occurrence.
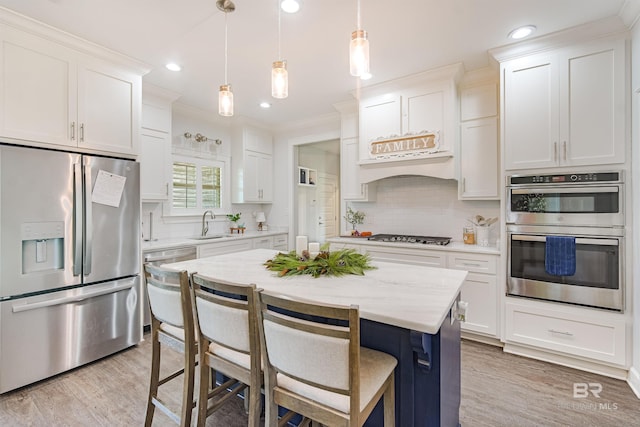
[327,236,501,255]
[142,231,288,252]
[164,248,467,335]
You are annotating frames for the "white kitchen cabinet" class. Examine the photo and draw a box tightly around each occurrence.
[341,137,376,201]
[273,234,288,251]
[0,25,142,156]
[252,236,274,249]
[140,85,179,201]
[459,117,499,199]
[503,38,626,170]
[197,239,253,258]
[231,125,273,203]
[504,299,626,367]
[358,64,462,162]
[447,252,498,337]
[460,83,498,121]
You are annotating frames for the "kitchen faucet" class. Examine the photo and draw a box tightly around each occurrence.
[201,210,215,236]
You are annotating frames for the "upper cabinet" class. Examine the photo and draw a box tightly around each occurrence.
[231,125,273,203]
[356,63,463,182]
[458,79,499,200]
[140,84,180,202]
[0,14,147,156]
[502,38,626,170]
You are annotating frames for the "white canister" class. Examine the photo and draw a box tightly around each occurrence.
[476,225,490,247]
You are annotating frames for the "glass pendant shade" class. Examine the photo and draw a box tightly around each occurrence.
[218,84,234,116]
[271,61,288,99]
[350,29,370,77]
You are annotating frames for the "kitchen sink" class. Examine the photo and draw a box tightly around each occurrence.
[189,234,232,240]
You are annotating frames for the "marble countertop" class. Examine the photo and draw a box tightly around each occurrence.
[164,248,467,335]
[327,236,501,255]
[142,230,288,252]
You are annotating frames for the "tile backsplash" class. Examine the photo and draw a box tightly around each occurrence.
[349,176,500,243]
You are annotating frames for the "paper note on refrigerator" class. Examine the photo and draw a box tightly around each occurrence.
[92,170,127,208]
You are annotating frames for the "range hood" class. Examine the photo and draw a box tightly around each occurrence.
[359,151,455,183]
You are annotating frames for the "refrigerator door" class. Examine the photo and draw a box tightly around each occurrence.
[0,145,82,298]
[0,276,141,393]
[82,155,140,284]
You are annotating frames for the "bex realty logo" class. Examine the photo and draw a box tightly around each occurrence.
[573,382,602,398]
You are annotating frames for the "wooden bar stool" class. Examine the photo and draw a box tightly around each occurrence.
[256,291,398,427]
[144,264,197,427]
[191,273,263,427]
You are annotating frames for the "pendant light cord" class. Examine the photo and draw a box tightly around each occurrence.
[277,0,282,60]
[357,0,361,30]
[224,11,228,84]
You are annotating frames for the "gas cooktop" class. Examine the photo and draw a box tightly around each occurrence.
[366,234,451,246]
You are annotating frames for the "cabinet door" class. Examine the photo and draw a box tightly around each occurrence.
[359,94,401,160]
[561,39,625,166]
[140,129,170,201]
[459,117,499,199]
[0,27,76,147]
[341,137,375,201]
[459,273,497,336]
[244,127,272,155]
[244,151,273,203]
[503,54,559,169]
[77,56,140,155]
[403,87,444,136]
[258,153,273,202]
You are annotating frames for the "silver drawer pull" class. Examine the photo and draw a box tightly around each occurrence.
[462,262,481,267]
[548,329,574,337]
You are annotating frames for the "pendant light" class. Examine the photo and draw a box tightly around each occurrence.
[217,0,235,116]
[349,0,369,77]
[272,0,288,98]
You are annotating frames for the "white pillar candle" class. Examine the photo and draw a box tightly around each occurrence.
[308,242,320,258]
[296,236,308,256]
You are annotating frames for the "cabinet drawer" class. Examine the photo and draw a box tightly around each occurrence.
[365,247,446,268]
[252,236,274,249]
[505,302,626,365]
[447,253,497,274]
[273,234,288,250]
[197,240,253,258]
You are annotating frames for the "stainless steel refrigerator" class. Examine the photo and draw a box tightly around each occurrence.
[0,143,141,393]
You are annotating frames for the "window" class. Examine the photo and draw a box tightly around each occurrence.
[170,156,227,215]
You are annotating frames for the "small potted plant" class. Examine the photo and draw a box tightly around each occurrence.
[227,213,244,232]
[344,207,365,236]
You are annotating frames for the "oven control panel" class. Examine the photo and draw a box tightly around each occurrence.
[509,171,622,185]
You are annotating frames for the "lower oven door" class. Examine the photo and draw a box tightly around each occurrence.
[507,226,623,311]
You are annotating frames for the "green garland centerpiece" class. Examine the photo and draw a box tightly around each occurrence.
[265,244,376,278]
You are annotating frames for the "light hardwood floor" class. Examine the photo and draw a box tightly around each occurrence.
[0,337,638,426]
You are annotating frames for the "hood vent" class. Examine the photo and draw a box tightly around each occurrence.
[359,152,455,183]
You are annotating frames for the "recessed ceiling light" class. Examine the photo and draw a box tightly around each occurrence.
[165,62,182,71]
[360,72,373,81]
[259,102,272,109]
[281,0,300,13]
[508,25,536,40]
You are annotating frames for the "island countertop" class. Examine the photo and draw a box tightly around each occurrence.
[164,248,467,334]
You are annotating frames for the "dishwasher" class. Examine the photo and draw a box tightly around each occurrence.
[142,246,197,328]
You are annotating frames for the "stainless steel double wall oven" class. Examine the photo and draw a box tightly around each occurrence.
[506,172,624,311]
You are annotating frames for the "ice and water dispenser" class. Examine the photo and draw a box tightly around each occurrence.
[21,222,64,273]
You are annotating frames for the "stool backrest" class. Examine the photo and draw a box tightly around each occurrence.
[144,264,192,330]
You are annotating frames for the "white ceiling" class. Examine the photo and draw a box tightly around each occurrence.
[0,0,637,129]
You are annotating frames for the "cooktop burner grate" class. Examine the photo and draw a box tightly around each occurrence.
[367,234,451,245]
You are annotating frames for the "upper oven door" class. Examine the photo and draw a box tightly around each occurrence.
[507,185,623,227]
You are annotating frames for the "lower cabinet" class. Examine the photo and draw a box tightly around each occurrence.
[273,234,288,251]
[197,240,253,258]
[252,236,274,249]
[504,299,627,366]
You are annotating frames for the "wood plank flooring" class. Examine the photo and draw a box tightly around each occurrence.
[0,336,638,426]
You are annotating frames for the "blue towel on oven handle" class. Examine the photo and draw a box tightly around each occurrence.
[545,235,576,276]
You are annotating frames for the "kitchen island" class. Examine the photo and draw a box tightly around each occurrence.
[165,248,467,427]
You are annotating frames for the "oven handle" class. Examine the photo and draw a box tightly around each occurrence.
[510,187,618,195]
[511,234,619,246]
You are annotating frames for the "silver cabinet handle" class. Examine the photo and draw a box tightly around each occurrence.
[80,123,85,142]
[548,329,573,336]
[462,178,466,192]
[462,262,481,267]
[71,122,76,140]
[562,141,567,162]
[554,141,558,163]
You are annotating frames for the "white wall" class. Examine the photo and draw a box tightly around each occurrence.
[629,21,640,398]
[348,176,500,244]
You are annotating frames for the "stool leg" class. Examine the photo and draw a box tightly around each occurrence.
[145,326,160,427]
[383,374,395,427]
[180,344,196,427]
